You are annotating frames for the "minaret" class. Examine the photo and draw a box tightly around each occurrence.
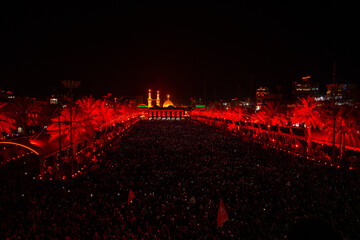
[148,89,152,108]
[156,91,160,106]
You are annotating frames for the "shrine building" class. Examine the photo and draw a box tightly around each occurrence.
[146,89,185,120]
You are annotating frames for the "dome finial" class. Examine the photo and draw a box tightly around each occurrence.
[163,94,174,108]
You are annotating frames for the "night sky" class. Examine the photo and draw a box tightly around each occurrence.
[1,1,359,102]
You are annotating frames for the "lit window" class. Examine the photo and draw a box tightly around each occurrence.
[50,98,58,104]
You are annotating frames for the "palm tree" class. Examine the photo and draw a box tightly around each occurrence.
[324,106,359,160]
[76,96,103,128]
[226,107,244,122]
[0,103,16,138]
[226,107,244,132]
[48,106,84,144]
[47,103,99,157]
[10,97,43,134]
[113,101,135,117]
[35,103,55,129]
[291,96,324,153]
[97,100,115,125]
[255,102,287,126]
[252,102,285,141]
[48,97,118,151]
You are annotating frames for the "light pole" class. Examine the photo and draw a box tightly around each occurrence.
[49,103,63,177]
[61,80,80,174]
[58,106,62,165]
[331,62,337,166]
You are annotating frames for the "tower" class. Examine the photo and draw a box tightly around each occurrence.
[156,91,160,107]
[148,89,152,108]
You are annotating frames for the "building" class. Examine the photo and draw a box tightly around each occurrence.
[292,76,319,99]
[325,83,360,102]
[48,95,60,105]
[162,94,173,107]
[256,87,269,106]
[0,89,15,102]
[147,89,162,108]
[146,89,185,120]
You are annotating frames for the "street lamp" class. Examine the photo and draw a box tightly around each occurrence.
[61,80,80,174]
[330,62,339,167]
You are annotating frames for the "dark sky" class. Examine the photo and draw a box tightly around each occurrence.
[1,1,360,101]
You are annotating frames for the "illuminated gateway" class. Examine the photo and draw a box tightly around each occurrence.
[146,89,185,120]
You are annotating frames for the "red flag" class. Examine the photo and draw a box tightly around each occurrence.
[128,189,135,205]
[217,198,228,227]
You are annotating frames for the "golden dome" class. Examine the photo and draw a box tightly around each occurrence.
[163,94,174,108]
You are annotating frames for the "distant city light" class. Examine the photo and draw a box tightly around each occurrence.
[50,98,58,104]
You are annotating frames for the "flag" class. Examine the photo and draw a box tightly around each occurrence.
[128,189,135,205]
[217,198,228,227]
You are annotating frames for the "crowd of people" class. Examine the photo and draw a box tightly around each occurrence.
[0,120,359,239]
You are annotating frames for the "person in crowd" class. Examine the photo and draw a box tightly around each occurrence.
[0,121,358,239]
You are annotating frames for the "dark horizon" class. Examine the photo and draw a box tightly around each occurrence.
[1,1,360,101]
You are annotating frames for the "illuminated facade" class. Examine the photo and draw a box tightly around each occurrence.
[148,89,153,107]
[163,94,174,107]
[146,90,184,120]
[256,87,269,106]
[324,83,360,101]
[147,89,162,108]
[292,76,319,99]
[148,108,185,120]
[156,91,160,107]
[325,84,345,100]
